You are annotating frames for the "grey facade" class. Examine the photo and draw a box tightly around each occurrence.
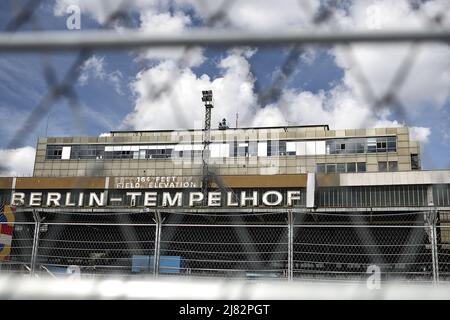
[33,125,421,177]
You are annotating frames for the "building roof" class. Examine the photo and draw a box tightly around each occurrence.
[110,124,330,135]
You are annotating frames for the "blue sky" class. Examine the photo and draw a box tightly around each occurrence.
[0,0,449,175]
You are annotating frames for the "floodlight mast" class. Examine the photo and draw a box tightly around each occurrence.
[201,90,213,205]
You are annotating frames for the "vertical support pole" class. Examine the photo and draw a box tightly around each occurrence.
[426,210,439,283]
[287,210,294,281]
[30,210,41,277]
[153,210,162,277]
[429,210,439,284]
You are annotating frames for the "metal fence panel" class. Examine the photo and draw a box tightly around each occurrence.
[292,225,433,282]
[35,221,157,278]
[159,224,289,279]
[0,222,35,275]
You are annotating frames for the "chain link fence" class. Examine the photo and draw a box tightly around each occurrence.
[1,210,448,283]
[0,0,450,296]
[0,0,449,157]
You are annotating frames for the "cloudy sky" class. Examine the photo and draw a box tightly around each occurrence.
[0,0,449,176]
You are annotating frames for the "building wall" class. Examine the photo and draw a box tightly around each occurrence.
[33,126,420,177]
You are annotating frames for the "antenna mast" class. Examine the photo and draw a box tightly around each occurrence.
[201,90,213,204]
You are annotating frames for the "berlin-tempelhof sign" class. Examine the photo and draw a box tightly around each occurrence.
[9,190,303,208]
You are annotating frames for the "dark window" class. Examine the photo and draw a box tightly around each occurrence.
[337,163,346,173]
[378,161,387,172]
[267,140,287,156]
[145,148,173,159]
[389,161,398,172]
[346,162,356,173]
[356,140,365,153]
[387,137,397,152]
[357,162,366,172]
[278,141,286,156]
[376,139,387,152]
[46,145,63,159]
[411,154,419,170]
[316,164,326,173]
[71,145,106,160]
[326,164,336,173]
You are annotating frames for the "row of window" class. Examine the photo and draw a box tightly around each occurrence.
[327,137,397,154]
[318,185,428,207]
[316,162,367,173]
[45,136,398,161]
[317,161,399,174]
[378,161,398,172]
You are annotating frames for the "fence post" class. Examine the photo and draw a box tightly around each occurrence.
[30,210,41,277]
[153,210,162,277]
[426,210,439,283]
[430,210,439,284]
[287,210,294,281]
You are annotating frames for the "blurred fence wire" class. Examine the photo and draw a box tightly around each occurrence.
[0,0,450,149]
[2,274,450,299]
[1,0,450,299]
[1,210,449,284]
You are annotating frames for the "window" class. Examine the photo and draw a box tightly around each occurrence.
[46,145,63,159]
[316,164,326,173]
[248,142,258,157]
[267,140,287,156]
[367,139,376,153]
[267,141,275,156]
[278,141,286,156]
[378,161,387,172]
[355,140,365,153]
[387,137,397,152]
[71,145,106,160]
[326,140,336,154]
[336,142,346,154]
[357,162,366,172]
[376,138,387,152]
[388,161,398,172]
[337,163,346,173]
[346,162,356,173]
[326,164,336,173]
[411,154,419,170]
[237,144,248,157]
[145,148,173,159]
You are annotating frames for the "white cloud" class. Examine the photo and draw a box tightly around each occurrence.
[332,0,450,112]
[246,0,449,137]
[251,86,403,129]
[410,127,431,144]
[0,147,35,177]
[55,0,448,144]
[123,49,257,130]
[136,9,204,67]
[181,0,319,30]
[79,55,124,95]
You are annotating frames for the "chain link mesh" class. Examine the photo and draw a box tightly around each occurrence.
[0,0,449,151]
[1,210,449,283]
[0,1,449,290]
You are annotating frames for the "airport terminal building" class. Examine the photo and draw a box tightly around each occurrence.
[1,124,450,281]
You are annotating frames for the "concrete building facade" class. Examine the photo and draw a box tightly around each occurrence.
[33,125,421,177]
